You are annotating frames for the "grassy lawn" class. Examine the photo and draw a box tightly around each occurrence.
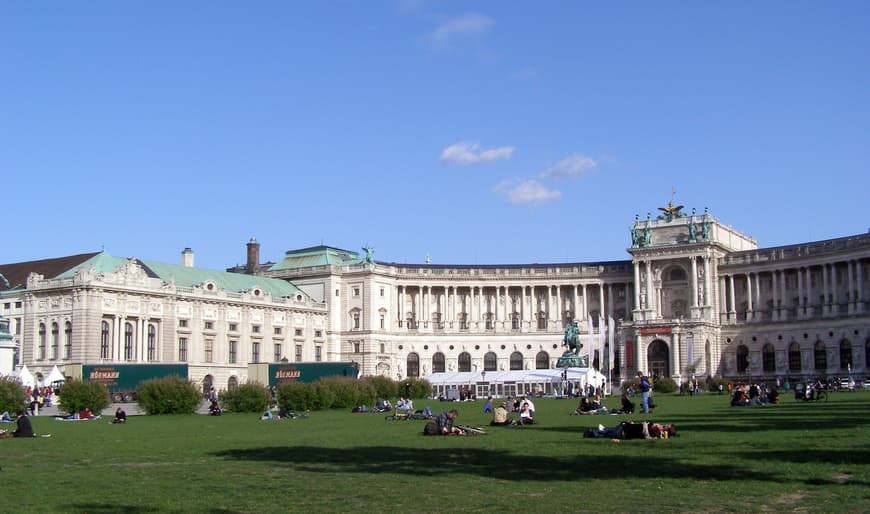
[4,390,869,513]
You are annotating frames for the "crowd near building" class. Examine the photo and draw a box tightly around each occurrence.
[1,204,868,392]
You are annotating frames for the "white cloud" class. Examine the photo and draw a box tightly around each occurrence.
[540,155,598,180]
[440,142,515,165]
[495,178,561,205]
[427,13,493,48]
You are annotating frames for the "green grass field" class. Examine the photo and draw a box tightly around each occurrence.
[4,390,869,513]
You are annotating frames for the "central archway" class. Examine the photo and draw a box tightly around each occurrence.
[647,340,670,378]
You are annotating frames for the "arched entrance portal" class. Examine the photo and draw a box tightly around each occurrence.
[647,340,670,379]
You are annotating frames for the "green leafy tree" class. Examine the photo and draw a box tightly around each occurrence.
[57,379,111,416]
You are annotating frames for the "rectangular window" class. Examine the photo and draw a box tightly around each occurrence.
[379,343,385,354]
[15,318,21,335]
[3,302,9,309]
[229,323,238,332]
[335,289,340,297]
[274,327,282,335]
[252,342,260,363]
[252,325,261,334]
[353,342,360,353]
[179,319,188,328]
[315,346,322,362]
[380,288,385,297]
[64,323,73,360]
[295,345,302,361]
[274,344,282,362]
[295,328,303,337]
[315,330,322,338]
[204,339,213,362]
[178,337,188,362]
[15,302,21,308]
[204,321,214,330]
[228,341,237,364]
[380,316,385,329]
[353,313,360,329]
[353,287,360,297]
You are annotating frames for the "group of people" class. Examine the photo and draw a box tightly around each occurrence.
[487,396,536,426]
[730,383,780,406]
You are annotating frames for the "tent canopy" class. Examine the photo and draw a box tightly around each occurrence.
[45,365,65,385]
[426,367,607,394]
[17,364,35,388]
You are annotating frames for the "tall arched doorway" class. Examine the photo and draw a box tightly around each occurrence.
[647,340,670,378]
[202,375,214,396]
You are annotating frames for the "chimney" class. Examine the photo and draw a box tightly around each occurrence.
[246,238,260,273]
[181,247,195,268]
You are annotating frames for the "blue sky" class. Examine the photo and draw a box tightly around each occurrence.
[2,2,868,270]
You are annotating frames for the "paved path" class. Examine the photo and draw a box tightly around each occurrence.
[28,399,213,418]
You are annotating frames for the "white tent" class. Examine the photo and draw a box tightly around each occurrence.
[17,365,35,388]
[426,367,607,399]
[45,365,66,385]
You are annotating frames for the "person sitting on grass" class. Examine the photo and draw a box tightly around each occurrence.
[12,410,35,437]
[517,401,536,425]
[490,402,513,426]
[573,397,593,415]
[436,409,463,435]
[112,407,127,424]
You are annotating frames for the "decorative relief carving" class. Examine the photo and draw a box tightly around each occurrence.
[203,308,217,320]
[250,311,264,323]
[126,301,140,312]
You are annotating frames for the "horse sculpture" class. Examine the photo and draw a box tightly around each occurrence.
[563,322,582,354]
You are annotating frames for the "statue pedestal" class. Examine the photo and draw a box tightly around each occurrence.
[556,352,588,369]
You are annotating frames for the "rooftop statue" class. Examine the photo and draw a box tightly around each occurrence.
[362,245,375,264]
[658,200,686,222]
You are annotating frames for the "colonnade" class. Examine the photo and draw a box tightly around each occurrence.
[719,259,866,322]
[395,282,633,331]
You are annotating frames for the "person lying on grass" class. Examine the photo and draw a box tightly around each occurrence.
[584,420,677,440]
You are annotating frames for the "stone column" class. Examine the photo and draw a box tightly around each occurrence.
[847,261,855,314]
[633,262,641,312]
[607,283,614,318]
[573,284,579,320]
[771,271,779,321]
[645,261,654,316]
[581,284,588,320]
[831,263,839,315]
[691,257,699,308]
[805,267,814,317]
[670,332,680,379]
[728,275,736,320]
[703,256,712,308]
[745,274,753,321]
[781,269,789,319]
[857,260,865,314]
[822,264,830,316]
[555,285,561,325]
[797,268,805,318]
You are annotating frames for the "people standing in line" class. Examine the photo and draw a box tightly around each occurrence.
[637,371,652,414]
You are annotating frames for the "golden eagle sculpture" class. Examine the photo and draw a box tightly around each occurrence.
[658,201,685,221]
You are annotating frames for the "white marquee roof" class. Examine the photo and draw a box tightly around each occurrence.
[426,367,606,387]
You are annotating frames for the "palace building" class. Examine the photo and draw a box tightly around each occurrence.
[2,206,869,389]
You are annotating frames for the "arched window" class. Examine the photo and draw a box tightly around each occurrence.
[101,321,110,359]
[38,323,46,360]
[535,351,549,369]
[814,341,826,370]
[509,351,523,371]
[736,345,749,373]
[64,321,72,360]
[762,343,775,372]
[51,322,59,359]
[147,324,157,361]
[839,339,852,370]
[228,376,239,391]
[483,352,497,371]
[124,322,134,361]
[432,352,445,373]
[458,352,472,372]
[788,342,802,372]
[406,352,420,377]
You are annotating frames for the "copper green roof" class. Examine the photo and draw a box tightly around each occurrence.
[58,252,307,299]
[269,245,364,271]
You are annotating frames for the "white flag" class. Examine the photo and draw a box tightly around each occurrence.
[608,316,615,370]
[598,314,605,371]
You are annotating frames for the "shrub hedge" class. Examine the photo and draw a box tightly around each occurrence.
[0,376,27,414]
[275,376,419,412]
[137,376,201,415]
[218,382,271,413]
[57,379,111,415]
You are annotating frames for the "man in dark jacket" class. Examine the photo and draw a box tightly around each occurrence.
[13,410,35,437]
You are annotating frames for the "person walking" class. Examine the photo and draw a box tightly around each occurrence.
[637,371,652,414]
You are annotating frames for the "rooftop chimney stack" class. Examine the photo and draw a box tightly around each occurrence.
[246,238,260,273]
[181,247,195,268]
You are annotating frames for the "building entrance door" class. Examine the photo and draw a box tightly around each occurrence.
[647,339,670,378]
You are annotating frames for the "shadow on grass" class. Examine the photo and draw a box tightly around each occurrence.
[738,449,870,467]
[213,445,775,483]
